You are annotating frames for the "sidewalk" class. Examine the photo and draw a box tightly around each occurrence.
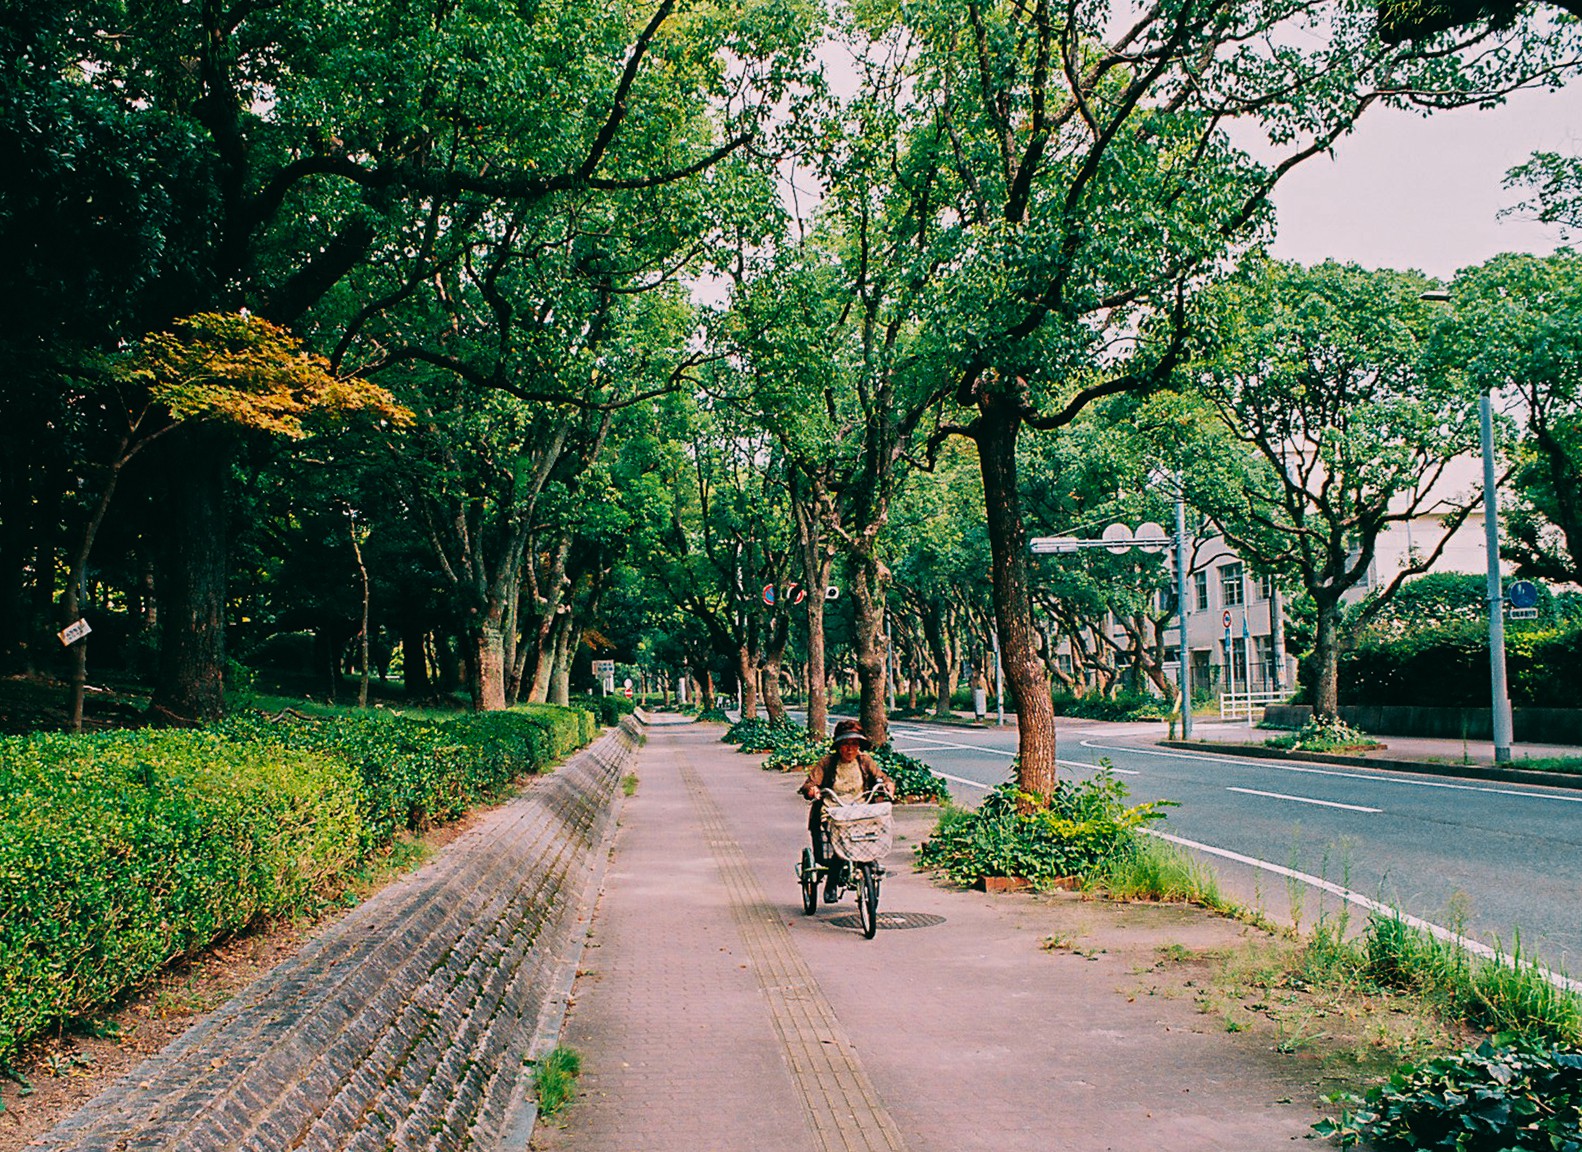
[1173,719,1582,788]
[531,719,1325,1152]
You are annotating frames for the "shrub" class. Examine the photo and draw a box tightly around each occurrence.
[1341,621,1582,708]
[0,704,597,1068]
[723,716,805,750]
[696,705,729,722]
[1265,715,1379,753]
[1050,690,1173,722]
[1315,1035,1582,1150]
[915,767,1173,887]
[0,730,364,1067]
[871,745,951,803]
[576,694,637,727]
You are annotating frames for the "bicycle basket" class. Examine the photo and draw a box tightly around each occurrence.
[826,801,894,862]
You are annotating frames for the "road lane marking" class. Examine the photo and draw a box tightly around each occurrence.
[890,737,1016,756]
[1226,787,1381,813]
[1059,759,1138,775]
[1148,830,1582,994]
[1078,741,1582,805]
[934,771,994,790]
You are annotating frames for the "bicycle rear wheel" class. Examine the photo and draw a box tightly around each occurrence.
[800,848,819,915]
[856,862,880,939]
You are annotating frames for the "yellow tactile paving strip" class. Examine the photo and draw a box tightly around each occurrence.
[676,750,908,1152]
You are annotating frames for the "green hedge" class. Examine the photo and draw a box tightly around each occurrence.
[575,694,637,727]
[1341,623,1582,708]
[1051,690,1173,721]
[0,704,595,1067]
[0,731,364,1066]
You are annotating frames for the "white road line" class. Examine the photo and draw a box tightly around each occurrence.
[934,771,994,790]
[1148,830,1582,994]
[1226,787,1381,813]
[1058,758,1139,775]
[890,737,1017,756]
[1079,740,1582,805]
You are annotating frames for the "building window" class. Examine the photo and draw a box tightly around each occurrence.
[1258,573,1276,600]
[1220,562,1244,607]
[1193,570,1209,611]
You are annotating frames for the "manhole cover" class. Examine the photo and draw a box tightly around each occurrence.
[825,912,945,930]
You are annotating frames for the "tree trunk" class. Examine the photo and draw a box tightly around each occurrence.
[402,626,431,698]
[760,614,789,722]
[549,612,573,706]
[150,432,230,724]
[974,400,1058,805]
[475,617,508,711]
[794,500,832,738]
[849,557,889,745]
[1312,596,1342,720]
[737,644,759,719]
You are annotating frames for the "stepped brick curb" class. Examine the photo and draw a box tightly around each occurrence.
[1160,738,1582,791]
[38,717,644,1152]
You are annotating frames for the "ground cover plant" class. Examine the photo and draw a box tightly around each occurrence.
[916,767,1172,887]
[1314,1035,1582,1150]
[0,705,594,1071]
[1266,716,1383,754]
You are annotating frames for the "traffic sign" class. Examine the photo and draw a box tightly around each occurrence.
[1102,523,1133,554]
[623,686,633,698]
[1508,580,1539,610]
[762,584,776,605]
[1133,522,1169,553]
[1509,607,1539,620]
[1222,610,1232,630]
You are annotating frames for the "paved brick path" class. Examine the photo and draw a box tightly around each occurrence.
[535,720,1324,1152]
[37,721,641,1152]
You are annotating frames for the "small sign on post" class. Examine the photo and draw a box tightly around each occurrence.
[58,619,92,646]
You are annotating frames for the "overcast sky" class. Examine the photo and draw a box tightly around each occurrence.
[1267,78,1582,281]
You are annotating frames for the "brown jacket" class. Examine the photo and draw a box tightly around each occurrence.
[800,751,894,802]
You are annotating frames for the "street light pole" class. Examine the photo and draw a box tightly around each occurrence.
[1479,391,1514,762]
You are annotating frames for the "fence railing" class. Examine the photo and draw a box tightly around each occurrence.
[1219,689,1288,720]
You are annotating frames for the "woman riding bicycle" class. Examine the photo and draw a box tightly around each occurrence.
[800,719,895,902]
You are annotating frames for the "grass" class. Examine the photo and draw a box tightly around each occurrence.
[1508,755,1582,775]
[621,773,639,797]
[1097,837,1224,903]
[532,1045,582,1117]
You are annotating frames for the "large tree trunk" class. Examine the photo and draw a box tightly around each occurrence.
[150,431,230,724]
[849,557,889,745]
[475,617,508,711]
[1312,596,1342,720]
[974,400,1058,805]
[549,611,573,706]
[736,644,759,719]
[760,614,788,722]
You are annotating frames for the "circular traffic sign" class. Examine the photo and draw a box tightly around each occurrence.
[1134,521,1168,554]
[1508,580,1540,609]
[1222,609,1233,630]
[1102,522,1133,554]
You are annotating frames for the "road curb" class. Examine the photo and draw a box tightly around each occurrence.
[1160,739,1582,791]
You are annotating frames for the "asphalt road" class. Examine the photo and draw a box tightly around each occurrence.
[882,718,1582,978]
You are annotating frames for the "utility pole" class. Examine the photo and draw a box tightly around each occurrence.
[1480,391,1514,762]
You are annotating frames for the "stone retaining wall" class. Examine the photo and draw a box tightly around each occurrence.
[39,717,643,1152]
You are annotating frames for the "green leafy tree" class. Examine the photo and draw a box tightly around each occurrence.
[1437,250,1582,587]
[1184,260,1482,718]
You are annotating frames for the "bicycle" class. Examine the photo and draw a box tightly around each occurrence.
[796,785,894,938]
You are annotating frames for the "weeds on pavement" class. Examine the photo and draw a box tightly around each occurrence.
[532,1045,582,1117]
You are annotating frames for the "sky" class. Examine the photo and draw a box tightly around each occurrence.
[1266,78,1582,281]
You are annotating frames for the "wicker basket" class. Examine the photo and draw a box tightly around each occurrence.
[826,801,894,862]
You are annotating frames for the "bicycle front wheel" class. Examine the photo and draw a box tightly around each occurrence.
[856,862,880,939]
[800,848,819,915]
